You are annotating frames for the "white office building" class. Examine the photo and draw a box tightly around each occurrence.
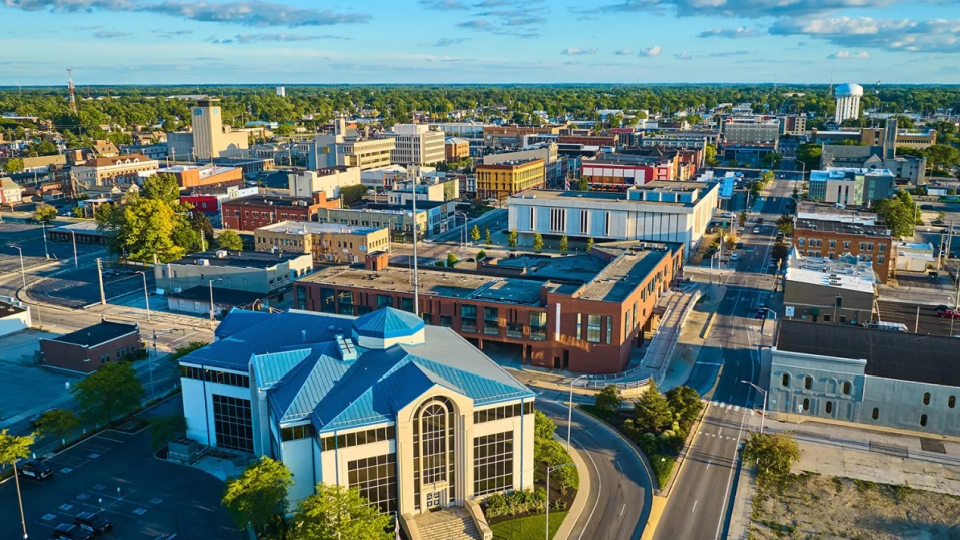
[385,124,446,167]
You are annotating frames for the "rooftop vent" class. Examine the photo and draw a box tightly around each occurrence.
[215,250,228,258]
[335,334,358,361]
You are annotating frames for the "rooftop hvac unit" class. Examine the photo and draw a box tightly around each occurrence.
[196,259,210,266]
[215,250,228,258]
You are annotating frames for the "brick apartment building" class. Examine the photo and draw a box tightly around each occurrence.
[793,218,894,283]
[558,134,619,147]
[294,241,684,374]
[158,164,243,189]
[39,320,141,373]
[221,193,336,231]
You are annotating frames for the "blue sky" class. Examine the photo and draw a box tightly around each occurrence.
[1,0,958,85]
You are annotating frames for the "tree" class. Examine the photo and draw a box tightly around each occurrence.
[873,192,916,238]
[477,249,486,259]
[665,386,702,425]
[915,185,928,196]
[118,197,185,263]
[559,235,568,253]
[508,229,518,248]
[760,152,783,169]
[71,206,84,218]
[634,382,673,433]
[795,143,822,172]
[72,361,145,425]
[470,224,481,243]
[776,214,794,236]
[190,211,215,248]
[0,428,34,534]
[339,184,367,206]
[533,410,556,440]
[760,170,775,185]
[771,241,790,261]
[484,227,492,246]
[739,212,748,227]
[2,158,24,173]
[446,252,458,267]
[741,432,801,483]
[704,144,719,167]
[33,204,57,223]
[724,234,737,251]
[595,385,622,415]
[217,230,244,250]
[149,414,187,450]
[223,457,293,533]
[586,237,594,253]
[532,232,544,253]
[552,462,579,495]
[34,409,79,445]
[288,484,391,540]
[576,176,589,191]
[925,144,960,170]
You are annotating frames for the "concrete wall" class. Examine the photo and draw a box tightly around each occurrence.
[0,308,31,338]
[861,377,960,437]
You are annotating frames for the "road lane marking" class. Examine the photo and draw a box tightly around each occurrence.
[572,436,602,540]
[706,459,712,470]
[715,409,749,540]
[620,504,626,517]
[692,500,698,513]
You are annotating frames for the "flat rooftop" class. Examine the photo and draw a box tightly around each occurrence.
[797,201,878,225]
[48,321,139,346]
[810,167,895,180]
[794,218,890,237]
[174,249,306,269]
[51,221,103,233]
[785,252,877,295]
[578,246,669,302]
[509,183,711,207]
[776,320,960,387]
[224,194,314,207]
[0,300,26,318]
[257,220,383,236]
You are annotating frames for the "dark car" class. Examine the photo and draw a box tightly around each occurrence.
[53,523,94,540]
[936,304,950,314]
[17,459,52,480]
[754,310,766,319]
[74,511,113,535]
[736,242,744,249]
[757,217,764,223]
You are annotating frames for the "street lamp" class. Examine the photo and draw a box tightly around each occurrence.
[136,271,151,322]
[71,229,78,266]
[546,462,576,540]
[741,380,768,434]
[12,245,26,289]
[567,374,587,453]
[759,307,777,335]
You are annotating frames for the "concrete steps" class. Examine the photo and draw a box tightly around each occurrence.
[418,513,481,540]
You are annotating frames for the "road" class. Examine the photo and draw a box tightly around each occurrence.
[654,178,794,540]
[538,399,652,540]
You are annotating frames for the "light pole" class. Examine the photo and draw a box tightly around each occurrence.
[208,278,222,323]
[546,462,576,540]
[136,271,151,321]
[41,221,49,259]
[12,457,28,539]
[12,245,26,289]
[71,229,78,266]
[567,374,587,453]
[759,307,777,335]
[741,380,768,434]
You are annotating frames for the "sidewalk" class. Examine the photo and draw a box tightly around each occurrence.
[659,285,726,391]
[726,463,756,540]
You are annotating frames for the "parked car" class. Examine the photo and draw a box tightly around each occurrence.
[754,310,766,319]
[74,511,113,535]
[753,227,761,234]
[757,217,764,223]
[735,242,744,249]
[17,459,52,480]
[53,523,94,540]
[936,304,950,314]
[730,253,740,262]
[938,309,960,319]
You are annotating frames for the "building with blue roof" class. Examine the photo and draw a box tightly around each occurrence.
[178,306,536,522]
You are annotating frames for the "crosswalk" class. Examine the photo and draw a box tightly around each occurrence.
[697,401,759,441]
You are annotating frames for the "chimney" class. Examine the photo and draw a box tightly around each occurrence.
[301,329,307,343]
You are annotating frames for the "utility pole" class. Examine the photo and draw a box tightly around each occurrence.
[71,230,78,266]
[411,168,420,317]
[95,258,106,305]
[41,221,49,259]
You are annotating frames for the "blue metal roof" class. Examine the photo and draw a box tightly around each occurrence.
[253,349,311,390]
[268,342,352,423]
[215,309,275,340]
[353,307,425,339]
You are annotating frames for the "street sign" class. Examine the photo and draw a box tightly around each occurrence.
[784,306,795,317]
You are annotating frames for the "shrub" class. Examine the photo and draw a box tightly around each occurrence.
[649,454,675,489]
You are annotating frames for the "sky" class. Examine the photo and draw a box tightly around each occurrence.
[1,0,959,86]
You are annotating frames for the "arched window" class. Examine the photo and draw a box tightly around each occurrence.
[872,408,879,420]
[842,381,852,395]
[804,377,812,390]
[782,373,790,387]
[825,401,833,414]
[920,414,928,427]
[413,397,456,512]
[802,398,810,411]
[950,396,956,409]
[923,392,931,406]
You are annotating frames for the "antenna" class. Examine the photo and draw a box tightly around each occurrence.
[66,68,77,113]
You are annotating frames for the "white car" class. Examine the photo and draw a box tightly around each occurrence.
[752,227,761,234]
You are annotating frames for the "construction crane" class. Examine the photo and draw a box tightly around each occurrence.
[66,68,77,113]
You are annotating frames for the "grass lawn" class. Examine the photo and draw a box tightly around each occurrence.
[491,511,567,540]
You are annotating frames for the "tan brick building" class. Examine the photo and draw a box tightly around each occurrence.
[793,218,894,283]
[255,221,390,264]
[475,158,545,201]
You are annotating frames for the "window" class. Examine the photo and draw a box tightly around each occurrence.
[950,396,956,409]
[804,377,812,390]
[529,207,536,230]
[414,399,456,509]
[605,315,612,344]
[348,454,397,515]
[604,211,611,236]
[461,305,477,332]
[798,238,805,247]
[872,407,879,420]
[506,322,523,338]
[280,424,313,441]
[825,401,833,414]
[579,210,589,235]
[320,288,336,313]
[474,402,532,424]
[474,431,514,496]
[549,208,566,233]
[212,395,253,453]
[576,313,582,341]
[530,312,547,341]
[842,381,851,395]
[877,255,884,264]
[920,414,928,427]
[484,307,499,335]
[829,240,836,249]
[377,295,393,309]
[440,315,453,327]
[201,368,250,388]
[843,241,850,249]
[337,290,354,315]
[802,398,810,411]
[320,426,395,452]
[878,244,885,253]
[586,315,602,343]
[781,373,790,387]
[401,297,415,313]
[923,392,931,405]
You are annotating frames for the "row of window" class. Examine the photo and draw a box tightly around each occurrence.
[531,207,612,237]
[789,376,959,411]
[348,453,398,515]
[474,402,534,424]
[213,394,254,453]
[797,238,886,253]
[319,425,396,452]
[576,314,613,344]
[280,424,314,442]
[181,365,251,388]
[473,431,514,496]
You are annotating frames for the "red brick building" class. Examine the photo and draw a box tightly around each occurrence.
[39,321,141,373]
[558,135,619,147]
[222,193,334,231]
[793,218,894,283]
[294,241,684,374]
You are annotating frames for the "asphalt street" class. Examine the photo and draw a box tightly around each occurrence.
[538,399,652,540]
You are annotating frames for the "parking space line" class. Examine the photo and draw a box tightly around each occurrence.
[94,435,125,443]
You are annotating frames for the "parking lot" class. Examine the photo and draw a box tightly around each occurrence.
[30,264,157,308]
[0,222,105,275]
[875,300,960,337]
[0,423,241,540]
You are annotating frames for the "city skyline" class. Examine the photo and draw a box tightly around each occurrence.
[1,0,958,85]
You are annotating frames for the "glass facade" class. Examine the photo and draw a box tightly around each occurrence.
[473,431,514,496]
[529,312,547,341]
[474,402,533,424]
[587,314,602,343]
[213,394,253,453]
[461,305,477,333]
[413,397,456,511]
[348,454,397,515]
[319,425,396,452]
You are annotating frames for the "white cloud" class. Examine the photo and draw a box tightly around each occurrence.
[697,27,760,39]
[674,50,693,60]
[827,50,870,59]
[581,0,928,19]
[561,47,598,55]
[770,17,960,53]
[637,45,662,57]
[614,48,632,55]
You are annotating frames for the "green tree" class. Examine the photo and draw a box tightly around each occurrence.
[873,192,916,237]
[508,229,518,248]
[760,170,775,185]
[586,237,594,253]
[190,211,215,248]
[119,197,185,263]
[741,432,801,483]
[446,252,458,267]
[776,214,794,236]
[288,484,391,540]
[534,410,556,440]
[339,184,367,206]
[2,158,24,173]
[760,152,783,169]
[552,462,579,495]
[141,173,181,206]
[217,230,244,250]
[634,382,673,433]
[34,408,79,445]
[223,457,294,533]
[795,143,822,172]
[71,361,145,425]
[771,241,790,261]
[33,204,57,223]
[704,144,719,167]
[576,176,589,191]
[532,232,544,253]
[665,386,703,425]
[0,427,34,533]
[71,206,84,218]
[925,144,960,170]
[595,385,622,415]
[559,235,568,253]
[484,227,492,246]
[470,224,481,243]
[739,212,748,227]
[149,414,187,450]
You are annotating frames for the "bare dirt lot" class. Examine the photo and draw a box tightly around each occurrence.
[750,472,960,540]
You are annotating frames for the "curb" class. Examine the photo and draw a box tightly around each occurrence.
[574,405,658,494]
[660,402,710,497]
[552,432,591,540]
